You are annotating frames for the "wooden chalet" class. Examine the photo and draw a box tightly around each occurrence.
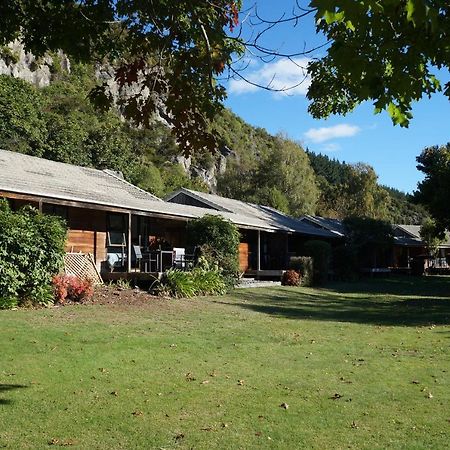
[166,188,338,277]
[0,150,337,280]
[301,215,450,273]
[392,225,450,272]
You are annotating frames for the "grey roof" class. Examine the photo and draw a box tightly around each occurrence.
[0,149,333,234]
[392,225,424,247]
[0,148,163,205]
[166,188,338,238]
[300,215,346,237]
[394,224,450,248]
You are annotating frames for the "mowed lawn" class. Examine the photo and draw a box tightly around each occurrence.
[1,277,449,449]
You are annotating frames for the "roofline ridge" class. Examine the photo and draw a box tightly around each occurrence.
[167,187,233,213]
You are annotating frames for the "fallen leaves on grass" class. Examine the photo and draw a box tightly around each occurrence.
[330,393,343,400]
[185,372,196,382]
[174,433,185,441]
[48,438,75,446]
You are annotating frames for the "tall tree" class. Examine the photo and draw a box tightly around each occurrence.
[0,1,243,153]
[420,217,445,258]
[259,137,319,216]
[415,144,450,232]
[307,1,450,126]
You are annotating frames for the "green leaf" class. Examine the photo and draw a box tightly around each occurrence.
[345,20,355,32]
[405,0,416,23]
[324,10,345,25]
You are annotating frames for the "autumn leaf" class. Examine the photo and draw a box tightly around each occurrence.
[330,393,343,400]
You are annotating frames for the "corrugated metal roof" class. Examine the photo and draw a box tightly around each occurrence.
[166,188,338,238]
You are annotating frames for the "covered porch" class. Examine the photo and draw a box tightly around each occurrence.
[238,229,315,279]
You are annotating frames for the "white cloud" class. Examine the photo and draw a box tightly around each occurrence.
[321,143,341,152]
[303,124,361,143]
[228,58,311,96]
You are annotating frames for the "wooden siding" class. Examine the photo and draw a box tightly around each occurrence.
[239,242,249,272]
[66,208,107,269]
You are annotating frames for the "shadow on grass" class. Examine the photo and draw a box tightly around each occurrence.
[227,276,450,327]
[0,384,27,405]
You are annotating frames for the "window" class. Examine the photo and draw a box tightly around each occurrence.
[107,213,127,247]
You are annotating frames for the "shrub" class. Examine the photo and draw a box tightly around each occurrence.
[333,245,359,281]
[0,200,67,307]
[156,267,226,298]
[187,215,240,287]
[282,269,301,286]
[288,256,313,287]
[343,217,394,269]
[53,274,94,303]
[192,268,227,296]
[0,296,18,310]
[302,240,332,285]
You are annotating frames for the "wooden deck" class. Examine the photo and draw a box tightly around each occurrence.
[245,269,284,279]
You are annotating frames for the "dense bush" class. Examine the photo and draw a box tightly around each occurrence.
[302,240,332,285]
[53,274,94,303]
[0,296,18,310]
[288,256,313,287]
[281,269,301,286]
[0,200,67,307]
[187,215,240,287]
[156,266,226,298]
[343,217,394,269]
[332,245,359,281]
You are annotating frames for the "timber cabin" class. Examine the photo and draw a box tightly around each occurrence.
[301,215,450,273]
[166,188,338,276]
[0,149,337,280]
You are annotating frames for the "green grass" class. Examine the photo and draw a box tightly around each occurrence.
[1,276,449,449]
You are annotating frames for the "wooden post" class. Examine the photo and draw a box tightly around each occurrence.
[127,213,132,273]
[285,233,289,268]
[257,230,261,272]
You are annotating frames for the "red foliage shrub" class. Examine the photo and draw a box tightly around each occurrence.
[281,269,301,286]
[52,275,94,304]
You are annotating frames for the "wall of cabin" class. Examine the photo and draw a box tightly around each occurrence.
[66,208,107,267]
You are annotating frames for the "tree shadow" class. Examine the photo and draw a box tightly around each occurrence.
[226,277,450,327]
[0,384,27,405]
[326,276,450,298]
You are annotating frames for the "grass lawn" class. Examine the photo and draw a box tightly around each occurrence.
[1,276,449,449]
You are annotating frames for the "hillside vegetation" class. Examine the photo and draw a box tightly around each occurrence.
[0,63,427,223]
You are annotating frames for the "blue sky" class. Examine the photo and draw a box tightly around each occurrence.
[222,1,450,193]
